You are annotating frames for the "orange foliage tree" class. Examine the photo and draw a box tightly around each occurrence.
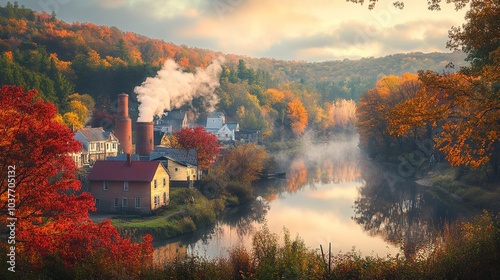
[210,143,268,187]
[0,85,152,277]
[287,98,308,137]
[387,0,499,172]
[356,73,422,157]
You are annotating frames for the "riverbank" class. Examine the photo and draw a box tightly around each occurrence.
[109,187,227,241]
[416,162,500,213]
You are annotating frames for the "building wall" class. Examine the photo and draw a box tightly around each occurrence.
[91,181,152,213]
[167,160,197,181]
[150,165,170,209]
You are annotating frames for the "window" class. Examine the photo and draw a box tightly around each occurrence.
[154,179,157,189]
[103,181,109,190]
[123,181,129,191]
[122,198,128,208]
[163,192,168,204]
[163,178,166,187]
[95,198,100,208]
[107,143,109,150]
[114,198,119,208]
[175,167,178,172]
[135,198,141,208]
[153,196,159,208]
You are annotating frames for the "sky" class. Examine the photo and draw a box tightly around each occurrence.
[10,0,468,62]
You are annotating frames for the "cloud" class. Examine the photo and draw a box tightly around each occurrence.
[14,0,467,62]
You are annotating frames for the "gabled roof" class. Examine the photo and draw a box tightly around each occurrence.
[76,127,117,142]
[149,148,198,166]
[226,122,239,132]
[218,124,233,134]
[88,160,166,182]
[163,109,186,120]
[151,156,194,168]
[207,111,225,119]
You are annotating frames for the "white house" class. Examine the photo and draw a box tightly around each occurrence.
[74,127,119,164]
[206,111,225,130]
[205,112,239,142]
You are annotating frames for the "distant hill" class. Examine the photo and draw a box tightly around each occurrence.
[0,2,469,140]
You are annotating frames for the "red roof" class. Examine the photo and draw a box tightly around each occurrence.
[88,161,165,182]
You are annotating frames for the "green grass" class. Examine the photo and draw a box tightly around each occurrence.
[429,165,500,212]
[110,187,226,240]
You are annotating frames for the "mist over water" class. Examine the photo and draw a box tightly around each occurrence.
[153,133,473,264]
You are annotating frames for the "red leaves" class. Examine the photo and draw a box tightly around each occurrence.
[0,85,153,276]
[174,126,221,170]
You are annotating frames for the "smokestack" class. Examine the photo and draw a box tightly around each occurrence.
[115,93,132,154]
[136,121,154,156]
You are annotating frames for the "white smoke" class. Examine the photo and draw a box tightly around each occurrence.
[134,58,223,122]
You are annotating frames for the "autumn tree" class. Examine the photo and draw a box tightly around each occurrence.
[211,143,268,186]
[386,0,499,174]
[173,126,221,170]
[329,99,357,131]
[357,73,423,158]
[0,85,152,277]
[287,98,308,137]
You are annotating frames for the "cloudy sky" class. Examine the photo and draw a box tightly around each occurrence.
[13,0,467,62]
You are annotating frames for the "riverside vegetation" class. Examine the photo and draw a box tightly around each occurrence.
[6,210,497,279]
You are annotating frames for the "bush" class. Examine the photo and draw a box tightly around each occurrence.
[226,181,254,204]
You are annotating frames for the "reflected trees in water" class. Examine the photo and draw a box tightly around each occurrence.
[353,160,472,260]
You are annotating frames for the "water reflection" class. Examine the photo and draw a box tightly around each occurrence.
[152,135,475,262]
[353,160,477,259]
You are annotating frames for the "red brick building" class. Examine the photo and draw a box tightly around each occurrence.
[88,159,170,214]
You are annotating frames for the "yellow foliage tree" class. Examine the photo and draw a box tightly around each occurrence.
[62,111,82,130]
[287,98,308,137]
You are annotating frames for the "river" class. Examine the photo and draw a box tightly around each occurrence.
[153,134,475,264]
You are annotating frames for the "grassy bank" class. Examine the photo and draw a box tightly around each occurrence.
[429,163,500,212]
[111,188,226,241]
[136,211,500,280]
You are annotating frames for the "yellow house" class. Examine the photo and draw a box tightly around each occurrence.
[152,156,198,187]
[88,158,170,214]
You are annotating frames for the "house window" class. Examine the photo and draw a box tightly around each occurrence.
[103,181,109,190]
[135,198,141,208]
[154,195,159,208]
[163,178,166,187]
[175,167,178,172]
[122,198,128,208]
[114,198,119,208]
[123,181,129,191]
[107,143,109,150]
[154,179,157,189]
[95,198,100,208]
[163,192,167,204]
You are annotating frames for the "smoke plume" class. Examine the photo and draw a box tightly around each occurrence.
[134,58,223,122]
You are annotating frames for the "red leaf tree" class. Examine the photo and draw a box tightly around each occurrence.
[0,85,152,277]
[173,126,221,170]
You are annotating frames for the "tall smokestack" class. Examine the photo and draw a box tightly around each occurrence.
[136,121,154,156]
[114,93,132,154]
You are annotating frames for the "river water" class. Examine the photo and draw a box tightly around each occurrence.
[153,135,475,263]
